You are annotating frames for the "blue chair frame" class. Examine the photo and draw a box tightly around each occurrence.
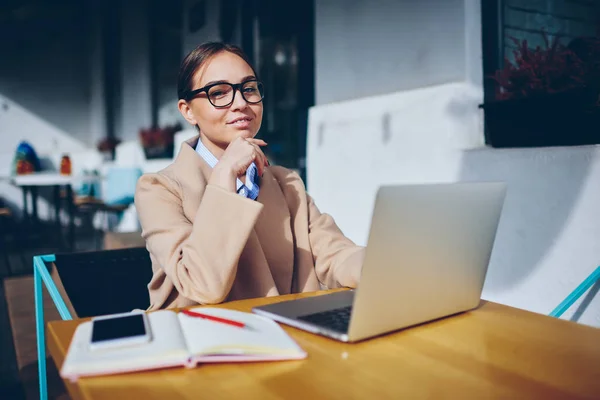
[34,254,72,400]
[549,266,600,318]
[34,246,151,400]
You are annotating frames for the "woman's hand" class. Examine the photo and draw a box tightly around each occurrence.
[209,134,268,193]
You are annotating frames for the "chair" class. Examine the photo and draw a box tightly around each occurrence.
[69,167,143,248]
[549,266,600,318]
[33,247,153,400]
[73,196,129,248]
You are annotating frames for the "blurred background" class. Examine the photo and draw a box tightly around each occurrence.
[0,0,315,176]
[1,0,600,398]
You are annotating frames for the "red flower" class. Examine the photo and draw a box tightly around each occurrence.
[97,137,121,152]
[139,124,182,149]
[493,33,588,100]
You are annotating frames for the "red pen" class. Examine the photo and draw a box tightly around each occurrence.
[180,309,246,329]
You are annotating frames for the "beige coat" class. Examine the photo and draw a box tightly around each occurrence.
[135,137,364,310]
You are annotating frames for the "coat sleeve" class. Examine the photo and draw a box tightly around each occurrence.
[306,193,365,289]
[135,173,263,305]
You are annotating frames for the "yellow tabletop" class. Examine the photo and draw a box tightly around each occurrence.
[47,290,600,399]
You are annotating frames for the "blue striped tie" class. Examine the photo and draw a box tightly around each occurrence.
[243,162,260,200]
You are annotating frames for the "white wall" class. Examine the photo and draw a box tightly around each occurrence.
[315,0,467,105]
[460,146,600,326]
[0,95,89,163]
[308,0,600,326]
[0,93,99,218]
[308,82,484,244]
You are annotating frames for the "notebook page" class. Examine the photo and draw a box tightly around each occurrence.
[178,308,305,357]
[61,310,190,380]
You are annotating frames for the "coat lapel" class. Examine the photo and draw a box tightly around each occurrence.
[253,168,295,294]
[172,136,213,217]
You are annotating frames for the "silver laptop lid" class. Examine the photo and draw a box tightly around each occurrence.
[348,182,506,341]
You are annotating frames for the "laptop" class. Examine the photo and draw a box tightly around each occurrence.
[252,182,507,342]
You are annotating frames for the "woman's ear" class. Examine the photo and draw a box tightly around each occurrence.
[178,100,197,126]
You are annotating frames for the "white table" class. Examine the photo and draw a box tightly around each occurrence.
[11,172,101,187]
[11,173,103,249]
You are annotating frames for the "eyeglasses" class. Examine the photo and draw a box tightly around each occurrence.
[184,79,265,108]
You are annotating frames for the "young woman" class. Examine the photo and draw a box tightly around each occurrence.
[135,42,364,310]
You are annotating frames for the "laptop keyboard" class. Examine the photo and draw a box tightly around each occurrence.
[297,306,353,333]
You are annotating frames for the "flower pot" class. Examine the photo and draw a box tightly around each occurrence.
[480,88,600,148]
[143,144,174,160]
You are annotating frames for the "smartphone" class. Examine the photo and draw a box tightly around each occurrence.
[89,312,152,351]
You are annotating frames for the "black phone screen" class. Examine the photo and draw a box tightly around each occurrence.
[91,314,147,343]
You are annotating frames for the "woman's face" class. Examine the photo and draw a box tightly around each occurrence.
[178,51,263,156]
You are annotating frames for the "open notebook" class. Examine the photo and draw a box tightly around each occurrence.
[60,307,307,381]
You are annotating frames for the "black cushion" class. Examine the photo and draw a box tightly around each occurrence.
[54,247,153,318]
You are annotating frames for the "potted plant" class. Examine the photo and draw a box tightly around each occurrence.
[481,34,600,148]
[139,123,182,159]
[97,137,122,161]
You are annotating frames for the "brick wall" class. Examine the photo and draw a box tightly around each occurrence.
[503,0,599,60]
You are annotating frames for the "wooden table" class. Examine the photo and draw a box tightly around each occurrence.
[48,290,600,399]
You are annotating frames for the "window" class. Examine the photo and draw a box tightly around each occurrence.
[481,0,600,148]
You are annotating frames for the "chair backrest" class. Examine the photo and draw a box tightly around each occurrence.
[51,247,153,318]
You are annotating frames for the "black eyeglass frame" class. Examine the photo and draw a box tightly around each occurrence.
[183,79,265,108]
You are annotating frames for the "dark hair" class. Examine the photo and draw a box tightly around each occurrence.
[177,42,257,100]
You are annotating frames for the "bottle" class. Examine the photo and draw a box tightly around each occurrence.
[60,154,72,176]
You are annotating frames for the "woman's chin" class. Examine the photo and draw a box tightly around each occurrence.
[228,127,257,138]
